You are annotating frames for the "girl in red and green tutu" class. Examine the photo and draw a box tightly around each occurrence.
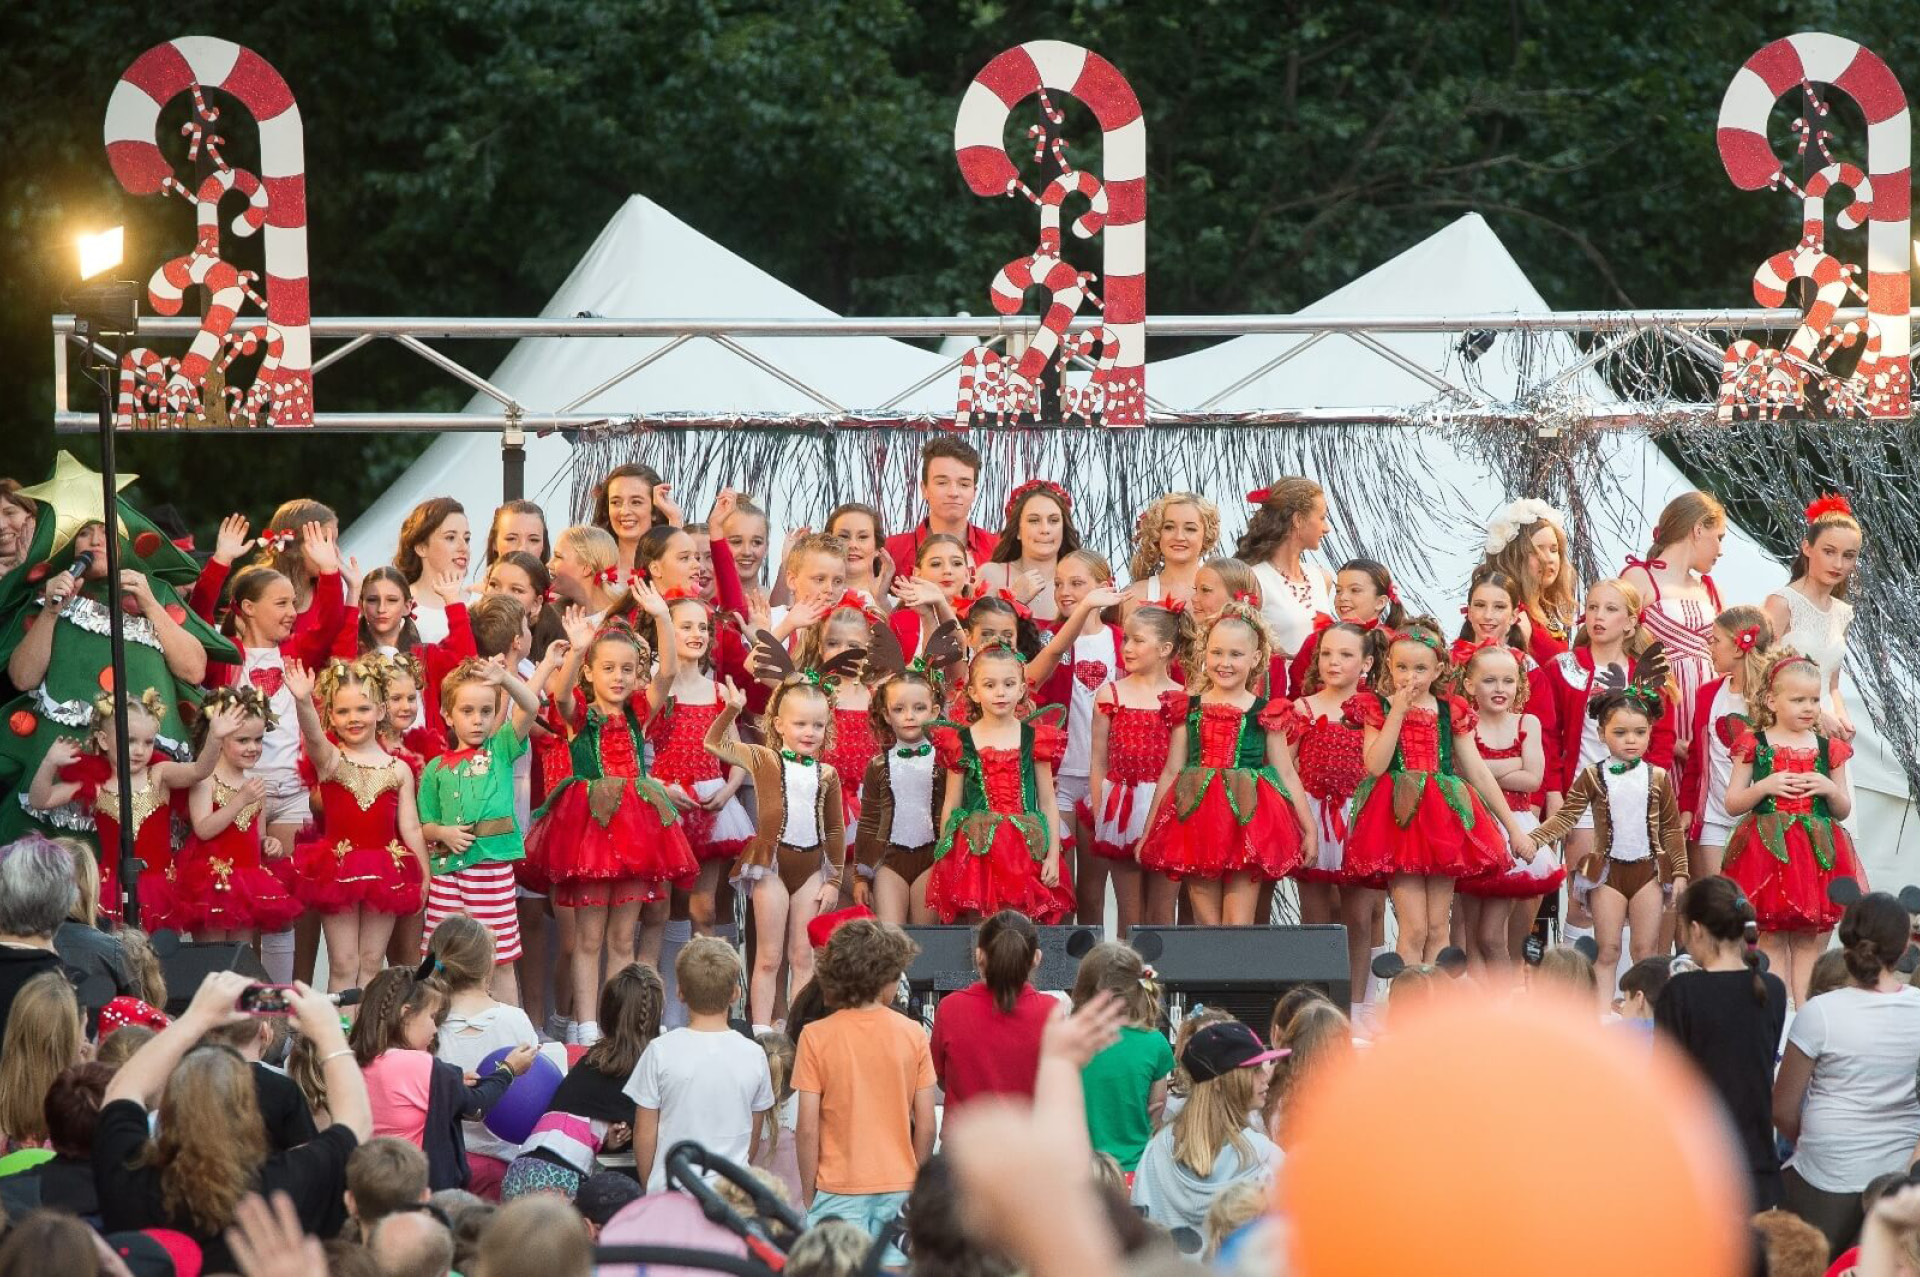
[1721,650,1863,1005]
[1135,602,1317,927]
[1342,619,1535,965]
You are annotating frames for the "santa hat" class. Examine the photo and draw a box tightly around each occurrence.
[807,904,876,951]
[98,996,170,1037]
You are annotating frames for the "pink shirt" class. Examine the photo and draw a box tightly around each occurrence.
[362,1048,432,1146]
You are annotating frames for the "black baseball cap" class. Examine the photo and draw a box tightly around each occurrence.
[575,1171,644,1226]
[1181,1021,1289,1084]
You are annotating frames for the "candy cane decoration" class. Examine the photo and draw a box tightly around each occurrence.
[955,41,1146,427]
[1716,33,1910,419]
[104,37,313,427]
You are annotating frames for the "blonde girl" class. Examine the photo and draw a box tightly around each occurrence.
[1125,492,1219,612]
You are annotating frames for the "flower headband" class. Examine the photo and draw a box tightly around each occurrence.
[1483,498,1565,556]
[1806,493,1854,523]
[1005,479,1071,520]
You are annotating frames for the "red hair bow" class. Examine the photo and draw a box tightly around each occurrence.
[1151,595,1188,615]
[956,588,1031,623]
[828,591,880,624]
[260,528,296,553]
[1449,637,1498,667]
[1245,487,1272,506]
[1734,624,1762,653]
[1806,493,1854,523]
[595,565,625,588]
[1230,589,1259,607]
[1308,612,1337,637]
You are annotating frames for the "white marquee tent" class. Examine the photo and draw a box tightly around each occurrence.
[343,196,1915,883]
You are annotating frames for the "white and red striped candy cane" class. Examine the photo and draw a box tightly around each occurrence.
[1717,32,1910,417]
[956,41,1146,426]
[1790,162,1872,246]
[105,37,313,427]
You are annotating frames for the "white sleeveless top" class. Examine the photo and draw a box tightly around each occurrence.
[1061,625,1122,779]
[1251,560,1332,658]
[1772,586,1853,711]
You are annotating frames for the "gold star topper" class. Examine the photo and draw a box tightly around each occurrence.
[16,451,135,552]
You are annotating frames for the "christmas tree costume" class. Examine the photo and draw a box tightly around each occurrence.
[1722,732,1864,932]
[0,452,239,841]
[1342,692,1509,881]
[1138,697,1306,882]
[927,722,1075,923]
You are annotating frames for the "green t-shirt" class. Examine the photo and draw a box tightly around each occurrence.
[1081,1025,1177,1172]
[417,722,529,875]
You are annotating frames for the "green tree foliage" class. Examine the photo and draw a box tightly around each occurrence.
[4,0,1914,541]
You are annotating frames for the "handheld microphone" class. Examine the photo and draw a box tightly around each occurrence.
[65,550,94,579]
[331,988,363,1008]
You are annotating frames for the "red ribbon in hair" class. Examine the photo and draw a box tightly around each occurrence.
[1449,637,1497,667]
[595,565,625,588]
[1150,595,1188,615]
[956,588,1031,622]
[1229,589,1258,607]
[827,591,881,624]
[1806,493,1854,523]
[1245,487,1272,506]
[1734,624,1762,653]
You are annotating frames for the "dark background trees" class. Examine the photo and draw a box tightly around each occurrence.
[4,0,1911,538]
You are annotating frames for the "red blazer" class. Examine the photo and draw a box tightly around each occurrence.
[1535,647,1676,793]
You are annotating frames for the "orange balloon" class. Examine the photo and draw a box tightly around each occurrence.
[1281,990,1747,1276]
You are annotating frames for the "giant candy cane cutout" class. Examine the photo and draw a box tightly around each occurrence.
[105,37,314,427]
[1716,33,1911,420]
[954,41,1145,427]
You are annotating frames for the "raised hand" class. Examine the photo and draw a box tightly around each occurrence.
[1041,990,1125,1068]
[786,594,833,631]
[282,658,315,702]
[719,678,748,713]
[541,637,572,669]
[343,555,365,603]
[44,737,83,768]
[561,605,597,650]
[214,514,256,566]
[430,569,466,604]
[708,487,740,532]
[1013,568,1048,603]
[1082,586,1124,613]
[300,520,340,575]
[653,482,684,528]
[206,702,248,741]
[630,577,670,618]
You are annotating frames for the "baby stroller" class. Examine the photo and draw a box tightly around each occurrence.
[595,1142,806,1276]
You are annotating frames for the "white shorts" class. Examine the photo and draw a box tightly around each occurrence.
[1055,773,1090,827]
[1697,820,1733,847]
[260,768,312,830]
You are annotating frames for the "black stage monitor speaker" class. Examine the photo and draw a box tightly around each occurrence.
[903,925,1102,995]
[151,932,268,1015]
[1127,925,1349,1027]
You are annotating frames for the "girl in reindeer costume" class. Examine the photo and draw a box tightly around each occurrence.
[706,632,865,1027]
[852,619,965,925]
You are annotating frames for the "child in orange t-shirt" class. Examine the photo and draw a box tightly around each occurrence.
[793,918,935,1251]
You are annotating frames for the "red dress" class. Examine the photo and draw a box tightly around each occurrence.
[1722,732,1863,932]
[291,756,426,916]
[59,755,168,927]
[1283,700,1375,887]
[527,700,699,907]
[1138,698,1306,882]
[176,779,304,933]
[926,723,1076,923]
[646,688,755,863]
[1079,687,1185,861]
[1343,693,1510,881]
[1456,725,1564,899]
[827,706,882,825]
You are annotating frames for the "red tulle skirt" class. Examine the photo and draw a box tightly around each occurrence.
[290,838,427,916]
[1724,818,1864,933]
[174,856,305,934]
[528,779,699,893]
[1139,769,1305,882]
[927,814,1075,924]
[1344,775,1509,881]
[135,869,185,934]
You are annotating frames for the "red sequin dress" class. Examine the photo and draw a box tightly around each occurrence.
[58,754,168,927]
[827,706,882,825]
[291,756,426,916]
[527,700,699,907]
[1343,693,1509,881]
[1080,687,1185,861]
[926,723,1075,923]
[1282,700,1374,886]
[1457,724,1563,899]
[1138,698,1306,882]
[176,778,304,932]
[647,686,754,863]
[1723,732,1863,932]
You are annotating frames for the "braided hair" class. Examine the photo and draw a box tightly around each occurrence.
[583,963,664,1080]
[348,966,447,1067]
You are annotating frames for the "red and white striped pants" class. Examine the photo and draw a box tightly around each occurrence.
[424,862,523,963]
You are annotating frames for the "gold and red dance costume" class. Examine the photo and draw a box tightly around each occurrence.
[1080,687,1186,863]
[1341,692,1509,881]
[702,702,848,893]
[1721,730,1863,932]
[290,755,427,916]
[177,777,304,933]
[1454,721,1564,899]
[1278,701,1376,887]
[1138,698,1307,882]
[1525,757,1685,899]
[646,682,756,864]
[55,753,170,927]
[527,701,698,908]
[928,722,1075,923]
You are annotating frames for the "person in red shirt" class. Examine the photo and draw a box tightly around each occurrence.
[928,910,1057,1127]
[883,437,997,571]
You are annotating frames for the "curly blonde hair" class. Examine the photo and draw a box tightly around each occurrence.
[316,655,390,718]
[90,687,166,739]
[1750,647,1818,731]
[1187,602,1274,698]
[1130,492,1220,580]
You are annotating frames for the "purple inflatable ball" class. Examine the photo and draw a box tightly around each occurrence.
[478,1045,563,1145]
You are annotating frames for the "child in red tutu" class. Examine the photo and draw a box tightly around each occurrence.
[1344,621,1533,964]
[530,586,697,1043]
[1282,620,1387,1000]
[26,691,244,928]
[799,598,883,827]
[281,656,429,993]
[1085,603,1189,937]
[1453,642,1556,971]
[928,646,1075,925]
[179,685,305,943]
[1136,602,1316,927]
[1720,652,1863,1004]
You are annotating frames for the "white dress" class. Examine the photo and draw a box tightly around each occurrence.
[1772,586,1853,714]
[1251,560,1332,659]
